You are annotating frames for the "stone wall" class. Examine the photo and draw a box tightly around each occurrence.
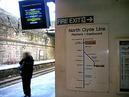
[0,8,55,64]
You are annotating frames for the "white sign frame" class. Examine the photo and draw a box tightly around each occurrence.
[66,24,109,92]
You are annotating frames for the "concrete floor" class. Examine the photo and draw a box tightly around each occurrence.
[0,71,55,97]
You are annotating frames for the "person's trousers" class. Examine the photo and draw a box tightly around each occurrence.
[22,76,31,96]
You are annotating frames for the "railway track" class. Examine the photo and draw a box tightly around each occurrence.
[0,66,55,88]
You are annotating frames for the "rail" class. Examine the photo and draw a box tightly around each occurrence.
[0,59,55,88]
[0,59,55,70]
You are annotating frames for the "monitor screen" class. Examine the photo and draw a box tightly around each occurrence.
[19,0,50,30]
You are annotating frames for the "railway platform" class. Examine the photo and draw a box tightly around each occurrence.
[0,71,55,97]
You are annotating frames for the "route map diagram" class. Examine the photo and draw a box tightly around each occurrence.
[66,24,109,92]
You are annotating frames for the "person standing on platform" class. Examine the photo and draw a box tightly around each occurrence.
[19,52,34,97]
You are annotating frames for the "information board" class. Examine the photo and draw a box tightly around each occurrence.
[66,24,109,92]
[119,40,129,92]
[19,0,50,30]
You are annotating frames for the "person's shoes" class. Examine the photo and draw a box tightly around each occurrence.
[24,95,31,97]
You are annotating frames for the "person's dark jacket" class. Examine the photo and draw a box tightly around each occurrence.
[19,55,34,78]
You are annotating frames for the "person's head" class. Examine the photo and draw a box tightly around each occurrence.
[23,52,30,58]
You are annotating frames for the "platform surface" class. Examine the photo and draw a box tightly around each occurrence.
[0,59,55,70]
[0,71,55,97]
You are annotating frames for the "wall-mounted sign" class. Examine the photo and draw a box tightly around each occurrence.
[57,16,94,25]
[19,0,50,30]
[119,40,129,92]
[66,24,109,92]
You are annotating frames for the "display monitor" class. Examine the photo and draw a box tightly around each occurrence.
[19,0,50,30]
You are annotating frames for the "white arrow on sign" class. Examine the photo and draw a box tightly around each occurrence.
[86,17,93,22]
